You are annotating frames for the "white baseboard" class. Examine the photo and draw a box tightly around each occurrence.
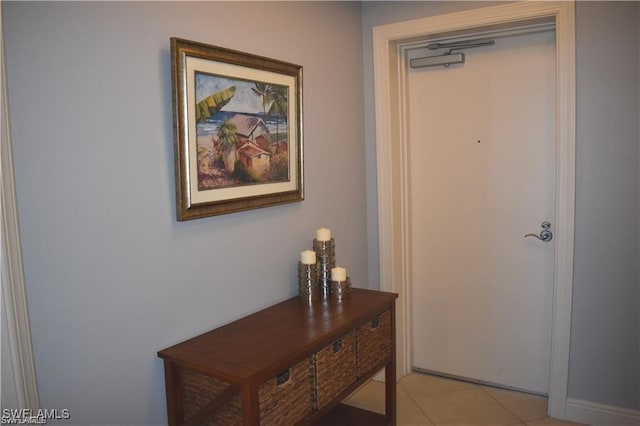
[566,398,640,425]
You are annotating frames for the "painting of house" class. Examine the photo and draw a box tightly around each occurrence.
[237,141,271,176]
[222,113,273,177]
[229,113,272,151]
[194,67,294,187]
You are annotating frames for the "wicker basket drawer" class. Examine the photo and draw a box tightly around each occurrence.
[259,358,314,425]
[313,330,357,409]
[180,368,242,425]
[179,357,314,425]
[357,310,392,377]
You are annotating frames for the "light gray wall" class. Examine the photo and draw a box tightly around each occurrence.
[361,0,640,413]
[571,1,639,410]
[3,2,365,424]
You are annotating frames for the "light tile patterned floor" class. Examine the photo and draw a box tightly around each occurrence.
[343,372,585,426]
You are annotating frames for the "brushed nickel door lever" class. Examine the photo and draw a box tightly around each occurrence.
[525,221,553,242]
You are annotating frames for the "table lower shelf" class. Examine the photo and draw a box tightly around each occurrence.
[311,404,387,426]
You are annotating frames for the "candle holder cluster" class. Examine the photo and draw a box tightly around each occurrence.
[313,237,335,298]
[330,276,351,301]
[298,228,351,303]
[297,262,319,303]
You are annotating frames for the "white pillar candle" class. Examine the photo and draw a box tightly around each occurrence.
[300,250,316,265]
[316,227,331,242]
[331,267,347,281]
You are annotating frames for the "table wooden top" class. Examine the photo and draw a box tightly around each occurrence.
[158,288,397,385]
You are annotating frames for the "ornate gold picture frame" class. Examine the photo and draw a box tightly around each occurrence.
[171,38,303,220]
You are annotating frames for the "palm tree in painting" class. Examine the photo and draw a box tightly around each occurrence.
[217,119,238,173]
[252,83,274,117]
[268,86,288,145]
[196,86,236,123]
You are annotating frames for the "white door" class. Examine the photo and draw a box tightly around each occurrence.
[409,30,556,395]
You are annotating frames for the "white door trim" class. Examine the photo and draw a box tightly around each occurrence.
[372,1,575,420]
[1,5,41,408]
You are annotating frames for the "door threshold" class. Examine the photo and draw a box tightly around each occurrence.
[412,367,548,397]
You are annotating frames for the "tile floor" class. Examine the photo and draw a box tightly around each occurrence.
[343,372,585,426]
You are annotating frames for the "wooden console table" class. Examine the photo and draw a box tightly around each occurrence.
[158,288,397,425]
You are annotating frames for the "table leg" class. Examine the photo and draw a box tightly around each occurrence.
[163,361,184,426]
[241,382,260,425]
[386,304,397,425]
[385,363,397,425]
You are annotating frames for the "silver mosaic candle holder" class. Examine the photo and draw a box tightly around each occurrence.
[298,262,319,303]
[330,277,351,301]
[313,238,335,298]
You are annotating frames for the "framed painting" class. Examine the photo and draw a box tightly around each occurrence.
[170,38,304,220]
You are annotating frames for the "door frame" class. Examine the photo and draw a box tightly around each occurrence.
[372,1,575,419]
[1,2,41,408]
